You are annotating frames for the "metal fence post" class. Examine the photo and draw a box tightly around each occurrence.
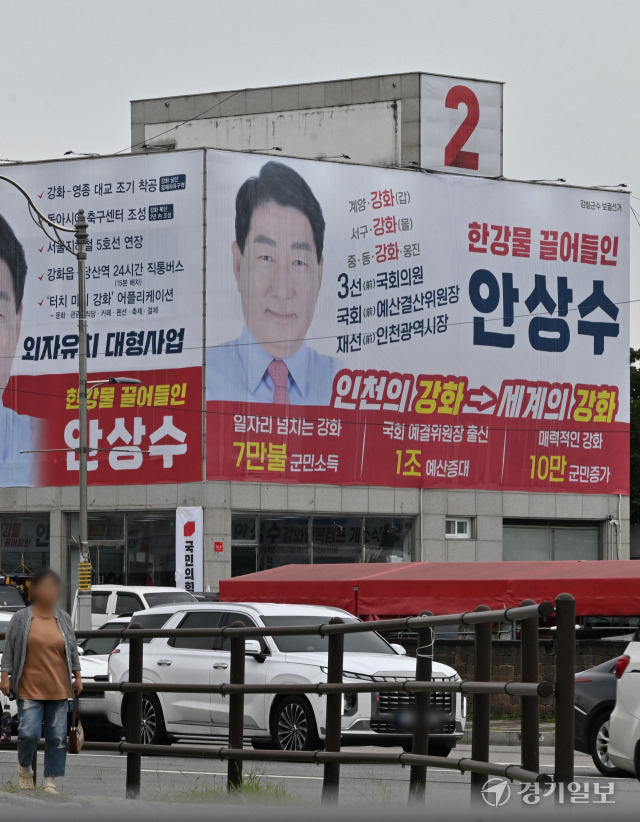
[408,611,433,804]
[554,594,576,786]
[125,622,143,799]
[470,605,492,799]
[520,599,540,774]
[228,622,246,791]
[322,617,344,805]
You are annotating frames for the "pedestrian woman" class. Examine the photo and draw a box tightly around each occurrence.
[0,568,82,794]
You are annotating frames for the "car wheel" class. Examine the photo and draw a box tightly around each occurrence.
[124,694,167,746]
[589,713,630,778]
[271,697,319,752]
[402,741,452,757]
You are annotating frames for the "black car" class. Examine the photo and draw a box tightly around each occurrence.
[574,657,631,777]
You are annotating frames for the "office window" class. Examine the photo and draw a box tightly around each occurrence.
[445,517,473,539]
[503,520,600,561]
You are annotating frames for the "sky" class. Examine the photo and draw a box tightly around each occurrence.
[2,0,639,341]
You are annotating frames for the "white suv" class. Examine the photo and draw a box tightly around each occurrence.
[106,602,465,753]
[72,585,198,629]
[608,634,640,775]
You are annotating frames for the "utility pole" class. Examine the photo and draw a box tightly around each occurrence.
[0,177,140,627]
[74,211,92,630]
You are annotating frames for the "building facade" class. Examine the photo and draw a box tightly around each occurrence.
[0,74,630,608]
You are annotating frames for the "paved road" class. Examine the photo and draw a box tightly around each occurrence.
[0,742,637,807]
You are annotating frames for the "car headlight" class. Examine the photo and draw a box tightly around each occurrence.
[320,667,377,681]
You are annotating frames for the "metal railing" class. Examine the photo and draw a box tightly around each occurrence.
[6,594,576,803]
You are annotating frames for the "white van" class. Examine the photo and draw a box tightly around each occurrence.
[72,585,198,629]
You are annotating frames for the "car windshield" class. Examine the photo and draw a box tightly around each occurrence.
[143,592,196,607]
[261,616,396,655]
[82,621,127,656]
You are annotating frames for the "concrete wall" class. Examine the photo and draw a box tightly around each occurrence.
[2,482,629,600]
[143,101,402,167]
[131,73,421,167]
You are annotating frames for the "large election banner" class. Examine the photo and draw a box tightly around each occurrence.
[0,152,203,486]
[205,151,629,494]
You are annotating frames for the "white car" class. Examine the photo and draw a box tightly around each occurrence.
[72,585,198,629]
[78,617,130,727]
[79,610,179,728]
[0,613,18,727]
[106,602,465,753]
[607,635,640,775]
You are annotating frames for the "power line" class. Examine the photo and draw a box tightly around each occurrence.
[2,294,639,363]
[113,90,242,155]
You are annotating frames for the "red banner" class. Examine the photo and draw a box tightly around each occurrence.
[206,389,629,494]
[6,367,202,485]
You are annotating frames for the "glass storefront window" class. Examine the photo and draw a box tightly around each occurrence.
[232,515,257,543]
[313,517,363,564]
[231,513,415,576]
[258,517,311,571]
[364,517,412,563]
[0,515,51,576]
[66,510,176,589]
[127,514,176,587]
[67,512,125,586]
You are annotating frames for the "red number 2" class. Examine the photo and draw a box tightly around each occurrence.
[444,85,480,170]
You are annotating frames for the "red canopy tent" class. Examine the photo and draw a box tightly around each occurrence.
[219,561,640,617]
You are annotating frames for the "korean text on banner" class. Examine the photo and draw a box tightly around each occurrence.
[0,152,203,487]
[204,151,629,495]
[175,507,203,593]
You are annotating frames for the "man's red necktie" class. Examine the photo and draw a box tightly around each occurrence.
[267,359,290,404]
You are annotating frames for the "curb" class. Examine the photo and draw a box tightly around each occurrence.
[462,728,556,747]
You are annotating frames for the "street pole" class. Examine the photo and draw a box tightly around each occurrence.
[0,179,139,625]
[74,210,92,630]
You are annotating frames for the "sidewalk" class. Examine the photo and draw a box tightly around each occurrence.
[462,720,556,747]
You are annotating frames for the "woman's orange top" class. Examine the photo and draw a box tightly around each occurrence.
[19,613,71,700]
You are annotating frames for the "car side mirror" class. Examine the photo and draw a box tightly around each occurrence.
[390,643,407,656]
[77,646,84,656]
[245,639,267,662]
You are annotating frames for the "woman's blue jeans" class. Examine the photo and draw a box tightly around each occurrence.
[17,699,68,778]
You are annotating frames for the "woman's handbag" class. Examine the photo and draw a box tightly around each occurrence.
[68,697,84,754]
[0,696,12,742]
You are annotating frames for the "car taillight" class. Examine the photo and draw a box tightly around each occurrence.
[615,655,630,679]
[108,648,120,663]
[574,677,592,683]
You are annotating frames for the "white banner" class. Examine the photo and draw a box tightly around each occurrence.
[175,506,203,593]
[205,151,629,494]
[0,151,204,487]
[420,74,503,177]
